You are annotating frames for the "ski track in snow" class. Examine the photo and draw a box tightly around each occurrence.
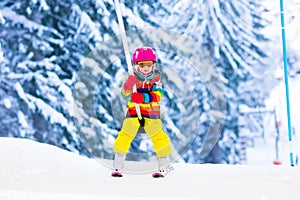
[0,137,300,200]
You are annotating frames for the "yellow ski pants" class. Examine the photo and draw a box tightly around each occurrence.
[113,118,172,158]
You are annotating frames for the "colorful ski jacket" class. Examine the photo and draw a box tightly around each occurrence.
[121,70,164,119]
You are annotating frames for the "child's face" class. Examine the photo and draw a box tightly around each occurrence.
[137,61,154,74]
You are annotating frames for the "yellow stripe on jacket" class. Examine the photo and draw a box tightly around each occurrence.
[121,72,163,119]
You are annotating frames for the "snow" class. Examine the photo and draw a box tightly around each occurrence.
[1,137,300,200]
[72,4,103,43]
[0,43,3,62]
[39,0,50,11]
[2,98,11,109]
[1,7,60,37]
[17,111,29,132]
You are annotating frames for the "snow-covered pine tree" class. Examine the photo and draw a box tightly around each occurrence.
[188,0,271,164]
[0,0,118,157]
[196,0,270,163]
[0,0,81,153]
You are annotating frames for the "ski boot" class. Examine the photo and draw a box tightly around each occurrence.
[152,156,174,178]
[111,153,125,177]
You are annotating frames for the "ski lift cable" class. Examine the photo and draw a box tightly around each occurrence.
[280,0,295,166]
[114,0,142,120]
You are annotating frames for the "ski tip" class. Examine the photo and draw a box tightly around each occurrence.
[273,160,282,165]
[152,172,164,178]
[111,171,123,177]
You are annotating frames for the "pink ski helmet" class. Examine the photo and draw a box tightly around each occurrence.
[131,47,157,63]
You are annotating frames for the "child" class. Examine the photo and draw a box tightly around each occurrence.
[112,47,172,178]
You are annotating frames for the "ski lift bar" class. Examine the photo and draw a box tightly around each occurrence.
[114,0,142,120]
[279,0,294,166]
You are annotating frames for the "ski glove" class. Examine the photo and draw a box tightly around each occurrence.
[131,93,144,103]
[124,75,136,90]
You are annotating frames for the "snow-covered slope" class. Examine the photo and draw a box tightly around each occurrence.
[0,137,300,200]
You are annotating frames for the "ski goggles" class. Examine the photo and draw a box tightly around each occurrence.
[136,61,154,68]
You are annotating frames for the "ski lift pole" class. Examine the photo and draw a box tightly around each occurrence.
[279,0,294,166]
[114,0,142,120]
